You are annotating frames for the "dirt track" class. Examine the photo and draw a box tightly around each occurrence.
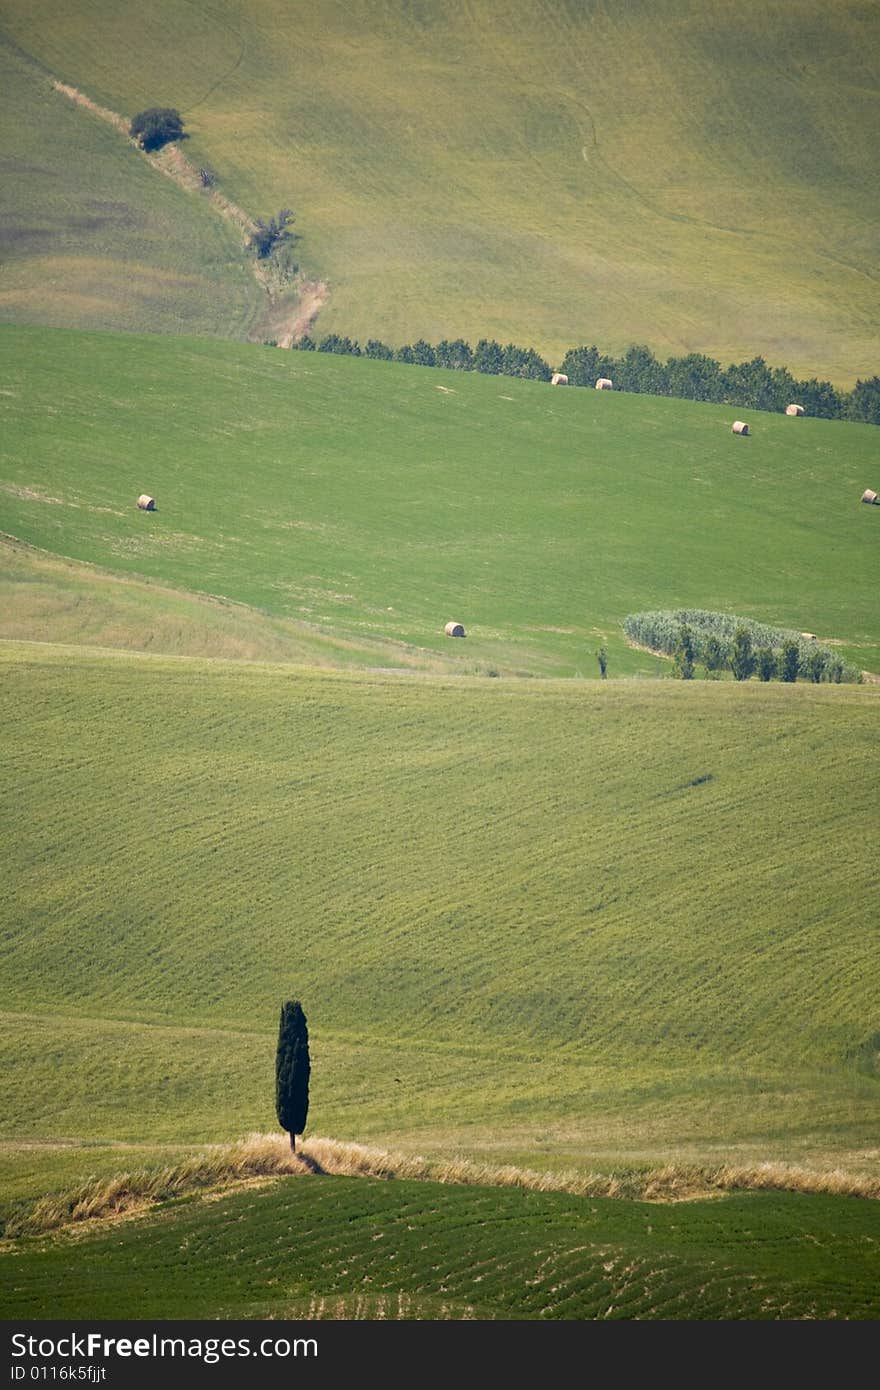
[50,78,328,345]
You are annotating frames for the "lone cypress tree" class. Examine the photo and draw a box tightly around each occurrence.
[275,1000,310,1151]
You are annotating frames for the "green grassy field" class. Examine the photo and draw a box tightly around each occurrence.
[0,535,468,670]
[2,1,878,380]
[2,325,878,678]
[0,38,262,340]
[1,642,878,1207]
[2,3,878,1323]
[1,327,878,1318]
[3,1177,880,1319]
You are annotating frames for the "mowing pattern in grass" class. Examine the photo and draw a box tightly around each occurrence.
[2,1,878,379]
[2,1177,879,1320]
[2,642,878,1194]
[2,326,878,677]
[0,40,262,340]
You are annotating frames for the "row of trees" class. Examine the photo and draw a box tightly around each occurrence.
[626,610,860,683]
[673,624,847,683]
[557,345,878,423]
[299,334,553,380]
[295,333,880,424]
[127,108,877,423]
[625,608,856,678]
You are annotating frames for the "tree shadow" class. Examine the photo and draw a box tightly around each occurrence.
[294,1152,326,1175]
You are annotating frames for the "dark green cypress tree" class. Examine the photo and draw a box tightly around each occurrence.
[275,1000,310,1151]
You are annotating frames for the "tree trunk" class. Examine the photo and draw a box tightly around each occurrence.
[289,1131,296,1152]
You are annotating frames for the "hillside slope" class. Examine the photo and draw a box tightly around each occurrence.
[2,642,878,1184]
[2,1,878,379]
[0,38,263,340]
[1,326,878,677]
[3,1177,879,1319]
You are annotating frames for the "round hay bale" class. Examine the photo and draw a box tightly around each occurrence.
[731,421,750,435]
[861,489,878,505]
[136,494,156,510]
[444,621,466,638]
[595,377,613,390]
[785,403,805,416]
[550,372,569,386]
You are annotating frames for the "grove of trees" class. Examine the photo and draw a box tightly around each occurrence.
[625,610,857,683]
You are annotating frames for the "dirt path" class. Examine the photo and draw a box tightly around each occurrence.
[50,79,327,345]
[51,80,129,134]
[276,279,330,347]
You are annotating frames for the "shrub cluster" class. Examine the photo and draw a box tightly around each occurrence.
[624,610,860,683]
[129,107,185,151]
[249,208,295,259]
[295,334,880,424]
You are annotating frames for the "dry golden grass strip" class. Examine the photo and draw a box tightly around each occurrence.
[6,1136,880,1239]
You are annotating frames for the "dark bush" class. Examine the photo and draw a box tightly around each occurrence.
[474,339,505,375]
[755,647,777,681]
[129,107,185,151]
[434,339,474,371]
[249,209,295,259]
[805,649,828,683]
[730,627,757,681]
[779,641,800,683]
[847,376,880,425]
[703,634,729,675]
[318,334,361,356]
[410,340,437,367]
[559,345,604,387]
[674,625,695,680]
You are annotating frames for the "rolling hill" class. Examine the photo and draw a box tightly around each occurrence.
[2,325,878,678]
[1,323,878,1318]
[4,1176,880,1320]
[1,1,878,380]
[1,642,878,1188]
[2,0,879,1309]
[0,638,878,1317]
[0,38,263,340]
